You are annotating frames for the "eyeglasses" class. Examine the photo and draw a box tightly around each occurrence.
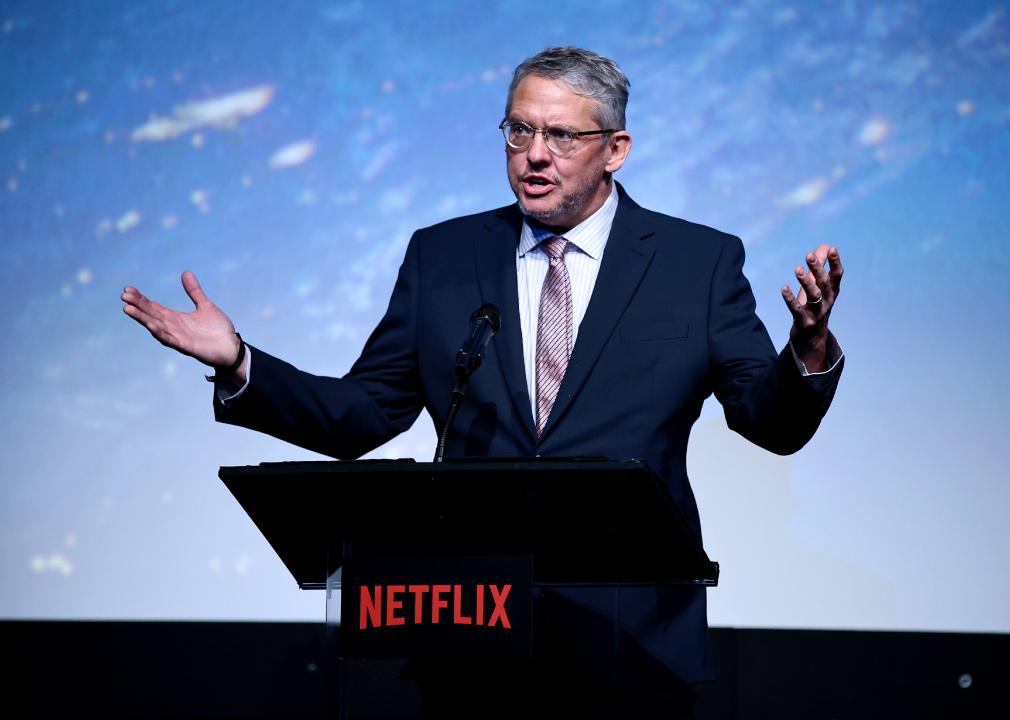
[499,119,615,157]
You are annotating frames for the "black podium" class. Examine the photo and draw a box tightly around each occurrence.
[220,458,718,715]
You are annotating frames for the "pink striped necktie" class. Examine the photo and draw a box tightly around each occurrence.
[535,236,573,437]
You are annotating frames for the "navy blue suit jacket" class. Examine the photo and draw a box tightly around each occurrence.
[216,183,841,683]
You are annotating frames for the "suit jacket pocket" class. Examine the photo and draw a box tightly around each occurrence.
[619,317,690,342]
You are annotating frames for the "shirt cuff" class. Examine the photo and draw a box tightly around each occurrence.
[215,350,252,405]
[789,332,843,379]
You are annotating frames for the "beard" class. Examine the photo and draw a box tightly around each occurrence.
[514,169,608,225]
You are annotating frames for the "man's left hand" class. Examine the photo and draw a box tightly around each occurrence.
[781,244,844,373]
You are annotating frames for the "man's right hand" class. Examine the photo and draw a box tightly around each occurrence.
[121,271,245,381]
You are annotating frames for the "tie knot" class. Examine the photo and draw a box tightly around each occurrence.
[541,236,568,261]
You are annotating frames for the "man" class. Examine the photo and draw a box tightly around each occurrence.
[123,47,842,718]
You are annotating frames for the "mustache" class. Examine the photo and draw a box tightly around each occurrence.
[520,172,561,183]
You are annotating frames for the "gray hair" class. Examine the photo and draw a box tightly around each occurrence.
[505,47,630,130]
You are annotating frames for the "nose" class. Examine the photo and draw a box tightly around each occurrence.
[525,130,552,166]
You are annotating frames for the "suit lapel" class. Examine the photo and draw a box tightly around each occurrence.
[539,184,657,439]
[474,206,537,442]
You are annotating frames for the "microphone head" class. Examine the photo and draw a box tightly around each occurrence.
[471,303,502,334]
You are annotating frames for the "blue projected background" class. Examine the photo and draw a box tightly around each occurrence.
[2,1,1008,632]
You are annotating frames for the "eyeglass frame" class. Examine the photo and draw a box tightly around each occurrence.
[498,119,616,156]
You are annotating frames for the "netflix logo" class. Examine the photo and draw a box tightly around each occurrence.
[359,583,512,630]
[340,556,532,657]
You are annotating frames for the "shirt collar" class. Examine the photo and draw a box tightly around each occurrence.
[518,181,619,259]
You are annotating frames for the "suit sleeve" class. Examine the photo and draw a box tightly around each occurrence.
[708,235,842,455]
[213,233,424,459]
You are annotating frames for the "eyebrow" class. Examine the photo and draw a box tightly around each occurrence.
[507,117,570,127]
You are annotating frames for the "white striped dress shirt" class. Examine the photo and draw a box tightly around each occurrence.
[517,182,619,408]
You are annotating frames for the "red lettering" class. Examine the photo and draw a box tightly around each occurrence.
[386,584,405,627]
[360,585,382,630]
[488,584,511,629]
[452,584,472,625]
[431,584,450,624]
[360,581,510,629]
[408,584,429,625]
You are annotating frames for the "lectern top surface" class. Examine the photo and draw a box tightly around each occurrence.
[219,458,719,589]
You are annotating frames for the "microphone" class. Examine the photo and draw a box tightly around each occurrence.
[435,303,502,463]
[454,303,502,381]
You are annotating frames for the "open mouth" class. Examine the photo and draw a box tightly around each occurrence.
[522,176,555,195]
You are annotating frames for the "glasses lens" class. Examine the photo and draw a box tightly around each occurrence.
[504,122,533,149]
[545,126,576,155]
[501,122,582,155]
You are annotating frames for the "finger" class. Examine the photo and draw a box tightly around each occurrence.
[123,302,153,325]
[121,286,168,320]
[796,265,823,306]
[805,251,832,301]
[123,303,168,338]
[827,246,844,294]
[121,288,145,311]
[181,271,210,310]
[123,302,171,335]
[124,304,188,350]
[781,284,804,320]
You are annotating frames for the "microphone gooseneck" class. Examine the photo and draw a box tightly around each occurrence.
[435,303,501,463]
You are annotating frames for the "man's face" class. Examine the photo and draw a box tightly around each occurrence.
[505,74,631,233]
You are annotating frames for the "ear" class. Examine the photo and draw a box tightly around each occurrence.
[604,131,632,173]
